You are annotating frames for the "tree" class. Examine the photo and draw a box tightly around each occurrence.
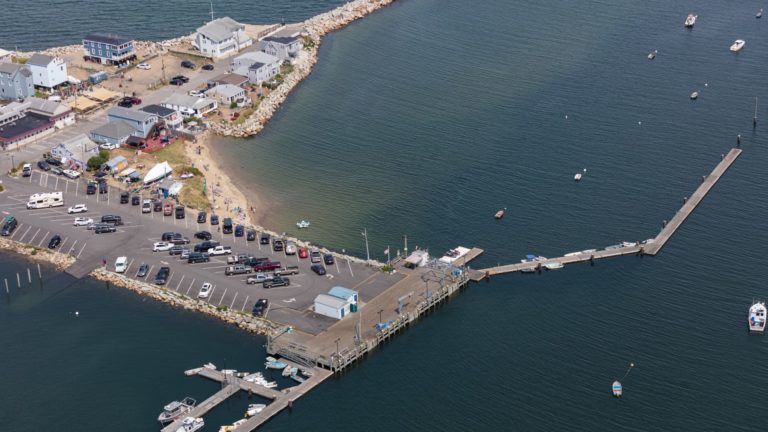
[87,154,107,171]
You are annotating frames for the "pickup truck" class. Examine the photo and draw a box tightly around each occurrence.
[273,266,299,276]
[263,276,290,289]
[227,254,252,265]
[207,245,232,256]
[225,264,252,276]
[253,261,281,272]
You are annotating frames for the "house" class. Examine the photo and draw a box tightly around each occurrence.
[140,104,182,130]
[107,107,158,138]
[193,17,252,59]
[231,51,280,84]
[259,34,301,62]
[50,134,98,170]
[0,63,34,100]
[90,121,137,145]
[82,33,136,66]
[102,155,128,173]
[0,49,11,63]
[26,54,68,89]
[328,287,359,305]
[207,73,249,88]
[0,98,73,148]
[314,294,351,320]
[161,94,217,117]
[26,97,74,128]
[204,84,246,106]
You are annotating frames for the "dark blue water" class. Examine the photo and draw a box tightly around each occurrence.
[4,0,768,430]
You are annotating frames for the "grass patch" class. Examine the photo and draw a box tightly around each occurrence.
[233,108,254,125]
[178,176,210,211]
[150,140,187,167]
[0,184,5,192]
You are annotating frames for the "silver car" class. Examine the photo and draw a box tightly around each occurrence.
[246,273,274,285]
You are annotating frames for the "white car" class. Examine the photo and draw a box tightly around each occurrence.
[73,217,93,226]
[99,142,119,150]
[207,245,232,256]
[67,204,88,214]
[188,90,205,97]
[153,241,173,252]
[62,169,80,179]
[198,282,213,298]
[114,256,128,273]
[136,63,151,70]
[142,200,152,213]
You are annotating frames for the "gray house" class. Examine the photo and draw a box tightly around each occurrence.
[0,63,34,100]
[259,35,301,62]
[90,121,137,145]
[106,107,158,137]
[204,84,246,105]
[231,51,280,85]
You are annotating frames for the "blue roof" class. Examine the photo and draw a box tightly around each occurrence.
[328,286,357,300]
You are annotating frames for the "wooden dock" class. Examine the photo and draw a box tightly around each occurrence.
[475,148,742,279]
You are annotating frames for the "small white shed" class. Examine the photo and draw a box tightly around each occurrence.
[314,294,350,320]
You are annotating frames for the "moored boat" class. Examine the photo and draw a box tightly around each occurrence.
[748,301,766,332]
[175,417,204,432]
[494,208,506,219]
[757,9,763,18]
[730,39,746,52]
[612,380,623,397]
[158,397,197,425]
[290,373,306,383]
[647,50,657,60]
[296,220,310,229]
[684,14,697,27]
[265,358,288,369]
[574,172,582,181]
[245,403,267,417]
[543,261,564,270]
[690,91,699,100]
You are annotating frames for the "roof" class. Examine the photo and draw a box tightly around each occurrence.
[262,35,299,45]
[314,294,348,310]
[26,97,71,117]
[328,286,357,300]
[197,17,245,43]
[83,33,133,46]
[85,88,119,102]
[105,155,128,167]
[234,51,279,66]
[164,93,216,110]
[0,113,49,141]
[90,120,136,140]
[108,106,156,123]
[205,84,244,99]
[0,48,10,57]
[0,62,29,76]
[209,73,248,86]
[71,96,99,112]
[140,104,175,118]
[56,134,96,154]
[26,53,54,67]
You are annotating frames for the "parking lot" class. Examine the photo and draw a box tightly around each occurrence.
[0,169,404,334]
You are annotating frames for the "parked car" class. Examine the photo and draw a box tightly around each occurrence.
[163,202,174,216]
[260,233,270,245]
[310,248,321,263]
[298,247,308,259]
[263,276,290,289]
[246,230,256,241]
[154,267,170,285]
[117,98,134,108]
[181,60,196,69]
[1,216,18,236]
[168,245,185,255]
[234,224,244,237]
[99,142,120,150]
[198,282,212,298]
[197,211,206,223]
[310,264,327,275]
[194,241,220,252]
[100,215,122,225]
[98,181,108,194]
[114,256,128,273]
[169,235,190,245]
[169,78,184,86]
[222,218,233,234]
[131,195,140,205]
[73,217,93,226]
[21,163,31,177]
[180,249,191,260]
[142,200,152,213]
[162,232,181,241]
[172,75,189,82]
[175,205,185,219]
[210,214,219,225]
[202,64,214,71]
[272,239,284,252]
[50,167,63,176]
[153,241,173,252]
[62,169,80,179]
[86,182,97,195]
[120,192,129,204]
[136,62,151,70]
[285,242,297,255]
[187,253,210,264]
[273,266,299,276]
[252,299,269,316]
[207,245,232,256]
[195,231,212,240]
[246,273,274,285]
[45,157,62,166]
[47,234,61,249]
[153,200,163,212]
[95,225,117,234]
[324,254,335,265]
[67,204,88,214]
[225,264,251,276]
[253,261,281,272]
[136,263,149,277]
[37,160,50,171]
[188,90,205,97]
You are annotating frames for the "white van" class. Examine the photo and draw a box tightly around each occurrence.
[115,256,128,273]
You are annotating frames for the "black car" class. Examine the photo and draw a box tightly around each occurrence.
[234,224,244,237]
[188,253,210,264]
[117,99,133,108]
[175,205,185,219]
[252,299,269,317]
[323,254,335,265]
[246,230,256,241]
[202,64,214,71]
[98,181,108,194]
[86,182,97,195]
[181,60,196,69]
[310,264,327,275]
[195,231,212,240]
[272,239,284,252]
[260,233,270,245]
[162,232,180,241]
[222,217,233,234]
[1,216,18,236]
[120,192,129,204]
[171,75,189,82]
[169,78,184,86]
[154,266,170,285]
[210,214,219,225]
[197,211,206,223]
[169,246,184,255]
[136,263,149,277]
[47,235,61,249]
[153,201,163,212]
[95,225,117,234]
[194,240,220,252]
[131,195,140,205]
[101,215,123,226]
[94,170,108,179]
[37,160,50,171]
[263,276,290,289]
[45,157,62,166]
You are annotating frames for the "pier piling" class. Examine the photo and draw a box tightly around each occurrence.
[16,273,20,289]
[27,268,31,285]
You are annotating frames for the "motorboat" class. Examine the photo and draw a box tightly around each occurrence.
[290,373,305,383]
[684,14,697,27]
[690,91,699,100]
[143,161,173,184]
[158,397,197,425]
[203,362,216,370]
[219,419,247,432]
[748,301,766,332]
[282,365,293,377]
[574,173,582,181]
[543,262,564,270]
[296,220,310,229]
[758,9,763,18]
[730,39,746,52]
[175,417,204,432]
[647,50,657,60]
[521,254,545,263]
[265,358,288,369]
[245,403,267,417]
[494,208,506,219]
[612,380,623,397]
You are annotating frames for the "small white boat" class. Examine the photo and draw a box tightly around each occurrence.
[219,419,248,432]
[730,39,746,52]
[203,362,216,370]
[684,14,697,27]
[245,403,267,417]
[282,365,293,377]
[748,301,766,332]
[175,417,204,432]
[757,9,763,18]
[690,91,698,100]
[612,380,623,397]
[158,397,197,425]
[296,220,310,229]
[574,173,582,181]
[647,50,657,60]
[143,161,173,184]
[494,208,506,219]
[543,262,564,270]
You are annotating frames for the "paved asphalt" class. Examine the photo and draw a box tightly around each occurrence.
[0,170,403,335]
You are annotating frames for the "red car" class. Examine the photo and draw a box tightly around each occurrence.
[298,247,308,259]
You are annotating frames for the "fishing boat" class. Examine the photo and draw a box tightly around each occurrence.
[265,358,288,369]
[296,220,310,229]
[730,39,746,52]
[748,301,766,332]
[612,380,623,397]
[574,172,582,181]
[757,9,763,18]
[157,397,197,425]
[494,208,506,219]
[647,50,657,60]
[245,403,267,417]
[175,417,204,432]
[543,262,564,270]
[684,14,697,27]
[690,91,699,100]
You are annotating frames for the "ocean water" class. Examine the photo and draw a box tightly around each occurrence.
[4,0,768,430]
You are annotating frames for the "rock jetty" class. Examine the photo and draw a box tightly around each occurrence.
[0,236,75,270]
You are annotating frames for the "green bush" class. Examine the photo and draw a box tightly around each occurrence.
[98,149,110,159]
[229,101,238,109]
[87,155,107,171]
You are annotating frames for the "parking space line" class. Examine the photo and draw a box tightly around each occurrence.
[126,258,134,274]
[76,242,87,259]
[230,292,238,309]
[146,265,155,280]
[68,239,78,254]
[58,236,69,252]
[335,259,341,273]
[186,278,195,296]
[16,224,31,242]
[26,227,41,245]
[241,295,249,312]
[37,230,49,248]
[175,274,185,292]
[217,287,228,306]
[207,286,216,303]
[347,259,354,277]
[165,272,174,287]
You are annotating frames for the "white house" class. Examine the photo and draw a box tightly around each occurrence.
[50,134,98,170]
[314,294,351,320]
[231,51,280,85]
[0,49,11,63]
[26,54,68,89]
[259,35,301,62]
[204,84,246,106]
[161,93,218,117]
[193,17,252,59]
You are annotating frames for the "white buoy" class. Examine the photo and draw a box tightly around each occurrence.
[583,168,587,173]
[704,82,708,87]
[638,121,642,125]
[75,311,79,317]
[565,115,568,119]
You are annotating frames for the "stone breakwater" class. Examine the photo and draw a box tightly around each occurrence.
[90,267,283,337]
[0,236,75,270]
[16,35,193,59]
[210,0,398,138]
